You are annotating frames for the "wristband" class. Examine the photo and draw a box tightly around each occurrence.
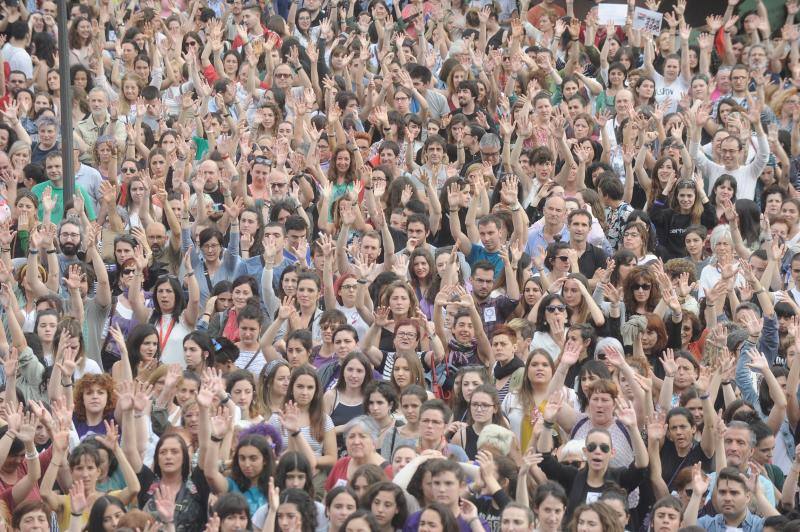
[357,279,368,284]
[184,271,195,276]
[721,380,732,386]
[61,382,74,388]
[220,394,231,405]
[290,429,301,438]
[25,451,38,460]
[542,420,554,429]
[46,249,57,254]
[210,434,224,443]
[699,393,710,400]
[0,248,8,253]
[664,373,675,378]
[28,249,38,255]
[71,512,83,517]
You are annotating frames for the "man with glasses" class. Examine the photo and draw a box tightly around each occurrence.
[32,152,96,224]
[691,99,769,202]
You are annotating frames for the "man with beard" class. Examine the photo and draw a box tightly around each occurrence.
[75,88,126,164]
[146,190,183,279]
[452,80,496,132]
[684,466,779,530]
[32,151,96,224]
[468,260,518,338]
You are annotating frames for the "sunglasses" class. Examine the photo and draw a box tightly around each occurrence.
[556,256,570,262]
[586,442,611,453]
[632,283,651,291]
[122,167,137,173]
[563,460,584,468]
[122,268,136,276]
[546,305,566,313]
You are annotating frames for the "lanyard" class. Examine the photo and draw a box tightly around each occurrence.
[158,317,177,351]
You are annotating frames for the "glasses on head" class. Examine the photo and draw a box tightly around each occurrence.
[631,283,651,291]
[470,402,494,411]
[254,156,272,165]
[586,442,611,453]
[546,304,566,313]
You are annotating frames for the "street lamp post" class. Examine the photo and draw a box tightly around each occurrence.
[57,0,74,206]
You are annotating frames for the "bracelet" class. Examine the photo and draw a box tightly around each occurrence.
[134,412,145,418]
[71,512,83,517]
[699,393,710,400]
[721,380,732,386]
[664,373,675,378]
[364,186,373,190]
[202,312,211,317]
[357,279,368,285]
[184,271,195,276]
[290,429,301,438]
[210,434,224,443]
[542,420,554,429]
[61,381,74,388]
[25,451,37,460]
[219,394,231,405]
[0,248,7,253]
[28,249,38,255]
[46,249,57,254]
[4,431,17,439]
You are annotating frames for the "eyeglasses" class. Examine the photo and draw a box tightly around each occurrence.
[481,151,500,158]
[340,284,358,290]
[631,283,651,291]
[586,442,611,453]
[271,182,288,189]
[60,232,80,239]
[396,331,418,340]
[275,72,292,78]
[321,323,344,331]
[201,242,221,251]
[470,402,494,411]
[546,305,566,313]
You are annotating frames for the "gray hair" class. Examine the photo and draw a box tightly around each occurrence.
[343,415,380,443]
[710,224,732,250]
[726,420,756,447]
[476,424,514,455]
[479,133,501,151]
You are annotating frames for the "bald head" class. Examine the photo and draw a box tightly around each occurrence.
[146,222,167,253]
[543,195,566,227]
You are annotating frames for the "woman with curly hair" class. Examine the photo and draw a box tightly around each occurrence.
[73,373,118,439]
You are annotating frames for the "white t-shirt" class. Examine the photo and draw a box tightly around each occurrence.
[653,71,688,113]
[2,43,32,78]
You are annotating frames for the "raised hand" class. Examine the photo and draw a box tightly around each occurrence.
[660,348,678,377]
[745,348,771,373]
[154,483,177,524]
[615,397,638,428]
[69,479,88,515]
[647,410,666,442]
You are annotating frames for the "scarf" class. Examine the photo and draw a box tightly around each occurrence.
[222,309,240,343]
[493,357,523,381]
[447,338,478,366]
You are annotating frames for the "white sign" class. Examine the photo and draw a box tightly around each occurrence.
[633,7,664,34]
[597,4,628,25]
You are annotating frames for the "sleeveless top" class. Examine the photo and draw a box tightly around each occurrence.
[462,425,479,461]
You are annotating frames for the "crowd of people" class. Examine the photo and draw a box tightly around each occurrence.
[0,0,799,530]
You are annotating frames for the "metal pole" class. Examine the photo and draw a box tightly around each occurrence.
[57,0,74,207]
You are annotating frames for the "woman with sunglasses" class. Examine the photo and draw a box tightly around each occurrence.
[537,388,649,524]
[648,173,714,261]
[530,294,571,361]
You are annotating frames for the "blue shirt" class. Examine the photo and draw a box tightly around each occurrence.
[524,224,570,259]
[697,511,764,532]
[466,243,503,279]
[226,477,267,517]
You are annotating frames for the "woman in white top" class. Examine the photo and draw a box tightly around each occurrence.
[130,246,199,366]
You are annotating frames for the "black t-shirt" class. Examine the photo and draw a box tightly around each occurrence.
[137,465,210,532]
[577,245,608,280]
[659,439,712,491]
